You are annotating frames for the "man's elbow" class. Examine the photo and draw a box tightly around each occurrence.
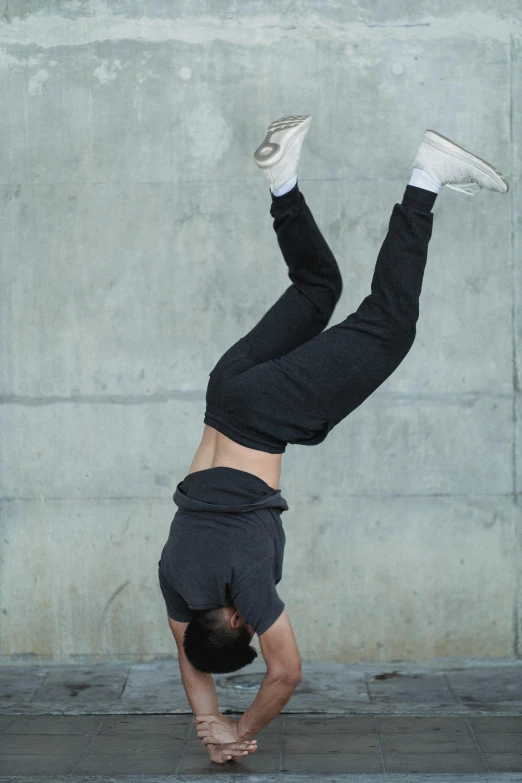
[271,669,302,689]
[287,671,302,689]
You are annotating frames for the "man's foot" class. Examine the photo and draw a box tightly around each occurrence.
[410,130,509,195]
[254,115,312,192]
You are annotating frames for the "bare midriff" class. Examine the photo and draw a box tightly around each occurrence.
[187,424,282,490]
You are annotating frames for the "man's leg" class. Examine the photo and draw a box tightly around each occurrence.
[239,183,343,360]
[279,184,436,435]
[205,182,342,425]
[221,184,435,448]
[222,130,508,451]
[207,116,342,407]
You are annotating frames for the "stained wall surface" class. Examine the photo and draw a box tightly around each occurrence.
[0,0,520,662]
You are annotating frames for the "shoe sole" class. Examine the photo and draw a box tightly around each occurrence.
[254,115,312,168]
[422,130,509,193]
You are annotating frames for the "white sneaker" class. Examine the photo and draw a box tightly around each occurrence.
[410,130,509,195]
[254,115,312,191]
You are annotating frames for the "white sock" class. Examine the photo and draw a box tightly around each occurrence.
[272,175,298,197]
[409,167,441,194]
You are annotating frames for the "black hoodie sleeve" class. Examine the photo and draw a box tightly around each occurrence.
[231,560,285,636]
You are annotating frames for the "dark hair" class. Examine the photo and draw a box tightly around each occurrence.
[183,608,258,674]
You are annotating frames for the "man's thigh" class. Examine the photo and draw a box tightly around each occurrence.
[220,318,415,447]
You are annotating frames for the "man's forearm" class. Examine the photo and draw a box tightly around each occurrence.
[237,670,300,740]
[178,655,219,716]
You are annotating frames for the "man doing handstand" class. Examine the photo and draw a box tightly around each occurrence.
[158,115,509,763]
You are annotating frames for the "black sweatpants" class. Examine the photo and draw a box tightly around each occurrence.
[204,182,437,454]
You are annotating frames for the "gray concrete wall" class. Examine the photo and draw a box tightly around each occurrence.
[0,1,520,663]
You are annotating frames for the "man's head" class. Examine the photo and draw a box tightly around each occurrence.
[183,606,257,674]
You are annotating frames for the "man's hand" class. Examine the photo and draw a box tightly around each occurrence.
[206,741,258,764]
[196,714,243,745]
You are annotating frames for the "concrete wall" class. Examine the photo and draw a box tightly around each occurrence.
[0,0,520,663]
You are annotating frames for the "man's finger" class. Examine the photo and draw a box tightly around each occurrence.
[196,724,211,735]
[198,729,215,740]
[198,720,216,730]
[200,731,221,741]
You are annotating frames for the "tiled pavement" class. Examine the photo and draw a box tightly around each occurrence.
[1,658,521,779]
[0,714,522,777]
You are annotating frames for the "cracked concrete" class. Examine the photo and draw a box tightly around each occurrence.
[0,0,521,669]
[2,659,522,716]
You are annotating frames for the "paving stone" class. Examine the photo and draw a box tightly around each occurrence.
[0,733,89,755]
[99,715,190,736]
[180,751,280,773]
[446,666,522,703]
[121,660,190,712]
[86,733,185,755]
[285,732,378,754]
[385,752,487,772]
[0,666,48,704]
[285,716,376,734]
[381,731,477,754]
[184,738,207,755]
[367,672,455,705]
[74,752,182,775]
[280,663,370,712]
[486,753,522,772]
[0,715,16,732]
[378,717,469,733]
[283,752,383,773]
[32,665,129,706]
[5,715,102,734]
[470,716,522,732]
[0,755,78,775]
[477,734,522,753]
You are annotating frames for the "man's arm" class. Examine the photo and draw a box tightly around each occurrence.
[236,610,302,740]
[168,618,257,763]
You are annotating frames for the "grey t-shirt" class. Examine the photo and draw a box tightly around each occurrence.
[158,467,288,636]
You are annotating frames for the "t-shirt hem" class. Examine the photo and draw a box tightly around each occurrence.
[166,610,192,622]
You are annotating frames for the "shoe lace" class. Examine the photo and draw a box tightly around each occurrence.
[445,181,482,196]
